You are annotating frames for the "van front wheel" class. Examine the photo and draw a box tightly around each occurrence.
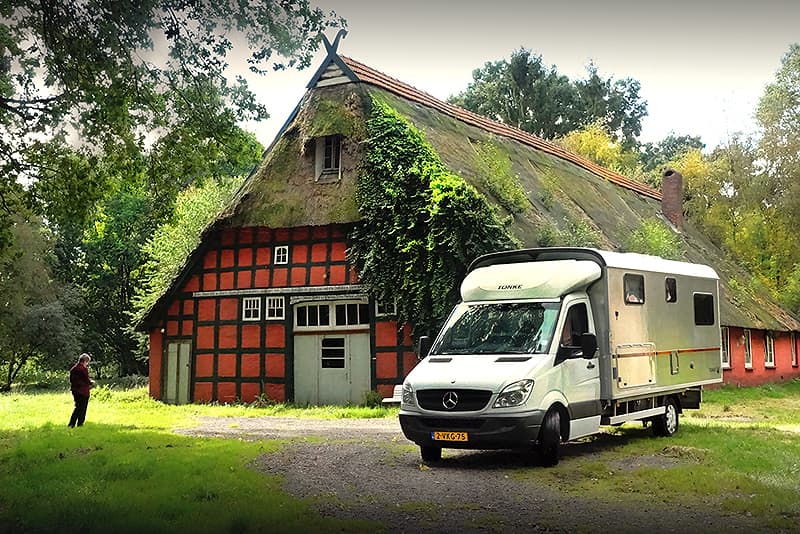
[538,409,561,467]
[653,397,679,437]
[420,445,442,462]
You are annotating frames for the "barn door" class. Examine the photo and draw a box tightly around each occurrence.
[294,333,372,405]
[164,340,191,405]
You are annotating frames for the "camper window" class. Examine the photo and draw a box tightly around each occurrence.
[693,293,715,326]
[665,277,677,303]
[624,274,645,304]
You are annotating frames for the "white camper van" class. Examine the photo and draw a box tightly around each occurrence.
[399,248,723,465]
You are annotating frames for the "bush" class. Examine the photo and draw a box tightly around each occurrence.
[361,390,384,408]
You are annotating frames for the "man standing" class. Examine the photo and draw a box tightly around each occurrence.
[68,353,95,428]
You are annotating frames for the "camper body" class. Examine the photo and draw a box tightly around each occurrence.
[399,248,723,464]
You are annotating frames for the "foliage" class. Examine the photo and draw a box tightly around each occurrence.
[132,175,245,324]
[560,218,603,248]
[349,98,519,338]
[756,43,800,222]
[557,122,643,177]
[639,134,705,173]
[472,138,529,213]
[0,214,82,390]
[624,218,683,260]
[449,48,647,147]
[0,0,342,250]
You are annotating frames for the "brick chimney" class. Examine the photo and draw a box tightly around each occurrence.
[661,168,683,229]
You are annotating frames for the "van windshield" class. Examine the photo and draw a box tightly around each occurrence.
[432,302,560,355]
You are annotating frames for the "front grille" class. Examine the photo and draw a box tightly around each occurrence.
[416,389,492,412]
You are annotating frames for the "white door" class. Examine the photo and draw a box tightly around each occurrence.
[164,341,191,405]
[557,302,601,439]
[294,333,371,405]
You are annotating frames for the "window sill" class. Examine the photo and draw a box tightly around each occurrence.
[744,365,753,371]
[765,364,776,369]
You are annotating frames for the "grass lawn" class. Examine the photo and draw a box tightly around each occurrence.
[2,381,800,532]
[0,386,392,533]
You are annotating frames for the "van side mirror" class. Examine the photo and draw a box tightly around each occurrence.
[580,333,597,359]
[418,336,432,360]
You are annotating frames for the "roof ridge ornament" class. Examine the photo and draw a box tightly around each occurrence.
[322,28,348,57]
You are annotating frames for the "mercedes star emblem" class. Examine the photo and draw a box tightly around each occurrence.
[442,391,459,410]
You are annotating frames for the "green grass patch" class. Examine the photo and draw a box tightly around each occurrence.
[0,387,395,533]
[517,387,800,530]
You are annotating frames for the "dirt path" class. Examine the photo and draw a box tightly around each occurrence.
[176,417,782,533]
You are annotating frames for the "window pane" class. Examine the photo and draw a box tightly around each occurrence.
[296,306,307,327]
[358,304,369,324]
[347,303,358,325]
[321,337,345,368]
[693,293,715,326]
[624,274,645,304]
[319,304,330,326]
[665,278,677,303]
[335,304,346,326]
[309,305,319,327]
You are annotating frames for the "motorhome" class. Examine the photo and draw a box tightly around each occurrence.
[399,248,723,465]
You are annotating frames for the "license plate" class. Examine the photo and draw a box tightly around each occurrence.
[432,431,468,442]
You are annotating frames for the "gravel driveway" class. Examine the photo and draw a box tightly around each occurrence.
[177,416,783,533]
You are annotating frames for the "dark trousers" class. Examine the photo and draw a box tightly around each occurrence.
[69,391,89,427]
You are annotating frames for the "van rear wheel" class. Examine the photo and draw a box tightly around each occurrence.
[538,409,561,467]
[653,397,679,437]
[420,445,442,462]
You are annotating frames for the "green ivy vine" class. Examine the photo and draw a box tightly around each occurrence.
[348,97,519,339]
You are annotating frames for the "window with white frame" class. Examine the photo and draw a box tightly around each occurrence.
[242,297,261,321]
[765,333,775,368]
[721,326,730,369]
[321,337,346,368]
[294,300,370,331]
[274,245,289,265]
[744,329,753,369]
[266,297,285,320]
[376,300,397,317]
[315,135,342,182]
[295,303,331,327]
[792,333,798,367]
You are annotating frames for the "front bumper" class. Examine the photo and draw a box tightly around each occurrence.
[399,410,545,450]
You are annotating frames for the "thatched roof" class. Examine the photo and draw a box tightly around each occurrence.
[140,49,800,333]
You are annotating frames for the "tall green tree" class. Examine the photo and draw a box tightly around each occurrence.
[449,49,647,146]
[0,0,343,249]
[0,212,82,390]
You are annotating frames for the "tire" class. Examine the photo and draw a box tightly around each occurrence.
[538,409,561,467]
[420,445,442,462]
[652,397,679,437]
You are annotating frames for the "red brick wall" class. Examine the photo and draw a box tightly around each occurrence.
[723,327,800,386]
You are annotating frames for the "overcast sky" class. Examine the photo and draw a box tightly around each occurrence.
[239,0,799,151]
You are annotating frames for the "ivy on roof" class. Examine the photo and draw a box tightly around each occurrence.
[348,97,519,337]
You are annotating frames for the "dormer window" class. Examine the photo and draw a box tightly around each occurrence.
[315,135,342,182]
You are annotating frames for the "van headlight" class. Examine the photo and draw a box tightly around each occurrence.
[401,383,416,407]
[494,379,534,408]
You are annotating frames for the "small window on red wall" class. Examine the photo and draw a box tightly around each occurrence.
[274,245,289,265]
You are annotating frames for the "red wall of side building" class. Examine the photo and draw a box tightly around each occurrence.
[723,326,800,387]
[149,224,415,404]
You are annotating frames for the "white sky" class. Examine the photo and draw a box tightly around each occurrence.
[239,0,800,151]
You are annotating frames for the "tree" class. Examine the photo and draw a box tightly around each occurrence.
[0,0,343,249]
[0,213,82,390]
[449,49,647,145]
[756,44,800,224]
[639,134,705,173]
[132,175,245,325]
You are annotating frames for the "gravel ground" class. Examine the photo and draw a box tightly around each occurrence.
[176,417,787,533]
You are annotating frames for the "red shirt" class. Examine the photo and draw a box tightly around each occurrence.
[69,362,92,397]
